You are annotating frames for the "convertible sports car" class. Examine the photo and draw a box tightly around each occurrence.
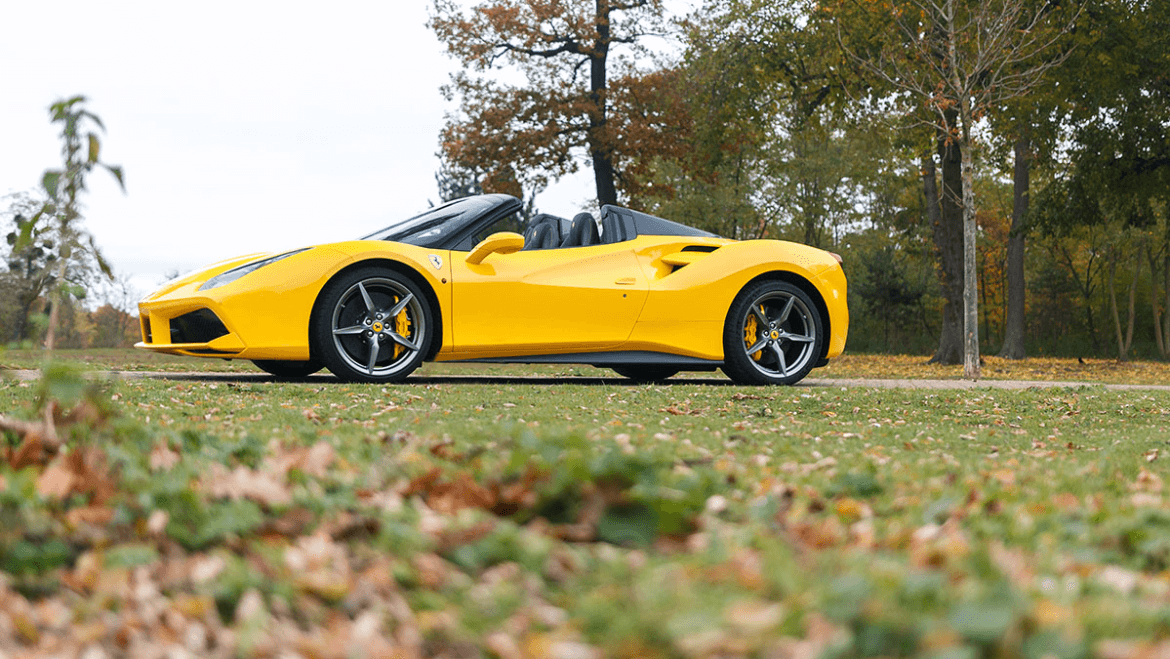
[137,194,848,385]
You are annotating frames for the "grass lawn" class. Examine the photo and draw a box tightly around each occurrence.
[5,347,1170,385]
[2,353,1170,657]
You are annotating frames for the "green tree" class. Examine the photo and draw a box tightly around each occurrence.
[844,0,1077,376]
[651,0,879,244]
[434,159,484,203]
[2,194,57,343]
[1029,0,1170,359]
[853,243,929,349]
[16,96,125,354]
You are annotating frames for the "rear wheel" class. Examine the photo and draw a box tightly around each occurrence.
[312,268,431,383]
[252,360,322,378]
[721,280,823,386]
[610,364,680,383]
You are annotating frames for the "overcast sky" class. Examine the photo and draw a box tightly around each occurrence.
[0,0,602,297]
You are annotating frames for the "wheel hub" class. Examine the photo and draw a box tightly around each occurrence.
[740,291,816,380]
[330,277,424,378]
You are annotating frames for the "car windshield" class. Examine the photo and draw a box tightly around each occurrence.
[361,196,500,247]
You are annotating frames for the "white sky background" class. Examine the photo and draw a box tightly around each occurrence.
[0,0,606,298]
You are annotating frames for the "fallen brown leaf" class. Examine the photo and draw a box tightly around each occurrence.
[37,459,77,499]
[201,463,292,506]
[149,442,180,472]
[266,440,336,478]
[65,505,115,526]
[3,401,61,469]
[36,446,117,505]
[659,400,705,416]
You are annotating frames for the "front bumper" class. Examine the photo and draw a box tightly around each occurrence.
[136,301,249,358]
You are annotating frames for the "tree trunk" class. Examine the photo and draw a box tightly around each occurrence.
[1151,233,1170,359]
[927,117,964,365]
[1109,258,1122,360]
[588,0,618,208]
[44,257,68,352]
[1108,248,1142,362]
[1127,255,1140,358]
[1055,239,1102,354]
[959,127,980,380]
[1164,250,1170,358]
[998,135,1029,359]
[1163,248,1170,359]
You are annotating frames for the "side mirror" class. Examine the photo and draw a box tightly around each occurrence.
[465,231,524,265]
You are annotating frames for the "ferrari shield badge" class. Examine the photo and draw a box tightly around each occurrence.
[428,254,443,270]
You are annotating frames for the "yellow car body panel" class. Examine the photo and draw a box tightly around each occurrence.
[136,195,848,382]
[433,234,847,363]
[137,242,453,361]
[446,239,650,357]
[623,237,848,361]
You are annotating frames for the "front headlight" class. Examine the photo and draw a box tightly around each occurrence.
[198,249,307,291]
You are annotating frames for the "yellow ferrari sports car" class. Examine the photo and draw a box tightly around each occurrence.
[137,194,848,385]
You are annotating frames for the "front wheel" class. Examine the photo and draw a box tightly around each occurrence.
[252,360,322,378]
[312,268,431,383]
[721,280,823,386]
[610,364,680,383]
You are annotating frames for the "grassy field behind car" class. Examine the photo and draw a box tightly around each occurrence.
[2,354,1170,657]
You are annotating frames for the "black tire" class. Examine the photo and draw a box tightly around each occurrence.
[252,360,323,378]
[721,279,824,386]
[311,267,431,383]
[611,364,680,382]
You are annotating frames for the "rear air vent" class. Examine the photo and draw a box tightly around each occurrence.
[681,245,718,253]
[170,309,229,344]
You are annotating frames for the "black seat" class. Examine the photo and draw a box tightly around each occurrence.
[560,212,599,248]
[522,213,564,250]
[522,222,555,250]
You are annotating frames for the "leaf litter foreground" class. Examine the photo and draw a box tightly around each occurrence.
[3,370,1170,658]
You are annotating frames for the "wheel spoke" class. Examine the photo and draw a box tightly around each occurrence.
[333,324,366,336]
[786,332,815,343]
[771,344,788,376]
[746,338,768,356]
[388,292,414,318]
[778,295,796,324]
[357,282,376,314]
[366,335,380,375]
[751,304,769,326]
[388,332,419,351]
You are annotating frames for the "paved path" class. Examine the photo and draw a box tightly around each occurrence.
[6,370,1170,391]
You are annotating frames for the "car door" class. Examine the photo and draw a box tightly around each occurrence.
[449,241,649,355]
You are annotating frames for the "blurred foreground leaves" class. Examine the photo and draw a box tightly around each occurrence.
[2,367,1170,657]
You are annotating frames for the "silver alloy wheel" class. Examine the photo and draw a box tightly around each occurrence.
[742,290,817,379]
[330,277,425,377]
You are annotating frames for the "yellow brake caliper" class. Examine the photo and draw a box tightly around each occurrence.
[393,297,412,359]
[744,306,762,361]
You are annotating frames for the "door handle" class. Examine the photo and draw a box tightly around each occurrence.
[614,277,636,285]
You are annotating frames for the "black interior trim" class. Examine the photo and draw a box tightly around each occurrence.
[601,205,718,238]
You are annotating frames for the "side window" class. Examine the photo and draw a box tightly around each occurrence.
[467,211,526,248]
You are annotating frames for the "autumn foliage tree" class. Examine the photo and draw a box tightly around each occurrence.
[430,0,689,208]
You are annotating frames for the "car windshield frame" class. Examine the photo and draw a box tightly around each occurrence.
[360,195,514,248]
